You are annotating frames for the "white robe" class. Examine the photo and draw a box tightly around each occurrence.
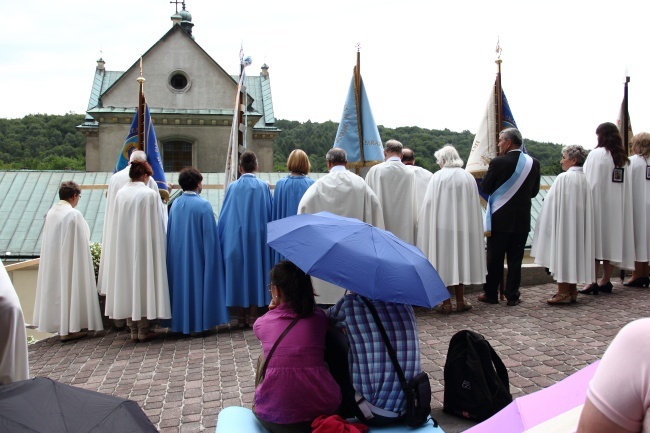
[406,165,434,212]
[298,166,384,304]
[98,168,159,295]
[531,167,595,284]
[416,167,486,286]
[33,201,104,335]
[629,154,650,262]
[366,158,418,244]
[0,263,29,384]
[584,147,634,269]
[104,182,171,320]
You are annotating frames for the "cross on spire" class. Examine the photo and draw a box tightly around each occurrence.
[170,0,183,13]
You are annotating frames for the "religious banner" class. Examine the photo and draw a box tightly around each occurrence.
[114,102,167,194]
[333,49,383,169]
[224,48,252,189]
[616,76,633,155]
[465,82,518,178]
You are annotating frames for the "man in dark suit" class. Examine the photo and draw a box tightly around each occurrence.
[478,128,541,306]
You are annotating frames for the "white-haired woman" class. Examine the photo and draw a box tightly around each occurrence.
[416,145,486,313]
[531,145,595,304]
[623,133,650,287]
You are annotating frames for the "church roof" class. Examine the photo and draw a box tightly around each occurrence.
[84,24,277,131]
[0,170,554,260]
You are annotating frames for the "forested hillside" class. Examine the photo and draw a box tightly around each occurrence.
[274,120,563,174]
[0,114,563,174]
[0,113,86,170]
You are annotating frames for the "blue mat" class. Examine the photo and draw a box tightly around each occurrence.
[216,406,445,433]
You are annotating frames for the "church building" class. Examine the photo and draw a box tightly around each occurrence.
[77,4,279,173]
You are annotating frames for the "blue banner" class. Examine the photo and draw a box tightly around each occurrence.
[333,76,383,164]
[114,103,167,190]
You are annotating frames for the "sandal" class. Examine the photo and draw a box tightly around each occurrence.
[455,298,473,312]
[433,303,452,314]
[547,292,572,305]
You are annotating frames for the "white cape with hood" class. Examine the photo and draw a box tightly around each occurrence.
[531,167,595,284]
[104,182,170,320]
[33,201,104,335]
[298,167,384,304]
[98,167,158,295]
[416,167,486,286]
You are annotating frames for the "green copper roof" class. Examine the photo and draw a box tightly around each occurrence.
[0,171,330,259]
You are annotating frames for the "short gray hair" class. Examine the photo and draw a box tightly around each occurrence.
[499,128,523,147]
[434,145,464,168]
[129,150,147,163]
[384,139,403,154]
[326,148,347,164]
[562,145,589,166]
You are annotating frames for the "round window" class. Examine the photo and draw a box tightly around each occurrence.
[168,70,191,93]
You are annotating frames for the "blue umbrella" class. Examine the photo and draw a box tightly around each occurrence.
[267,212,449,308]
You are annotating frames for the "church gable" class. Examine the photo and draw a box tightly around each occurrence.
[100,26,242,111]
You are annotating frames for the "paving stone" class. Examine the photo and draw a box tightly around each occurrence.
[27,281,640,433]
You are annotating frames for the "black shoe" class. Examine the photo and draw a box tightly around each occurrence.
[578,283,599,295]
[623,277,650,287]
[599,282,613,294]
[506,299,520,306]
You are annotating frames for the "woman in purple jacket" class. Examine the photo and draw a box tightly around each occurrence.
[253,261,341,433]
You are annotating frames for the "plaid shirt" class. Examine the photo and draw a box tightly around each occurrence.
[328,294,421,413]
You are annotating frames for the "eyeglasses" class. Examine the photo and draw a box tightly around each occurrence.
[267,283,273,293]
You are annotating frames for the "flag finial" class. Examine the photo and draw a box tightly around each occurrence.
[137,57,145,85]
[495,37,502,61]
[356,42,361,52]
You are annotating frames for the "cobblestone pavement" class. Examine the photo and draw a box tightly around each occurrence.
[27,281,649,433]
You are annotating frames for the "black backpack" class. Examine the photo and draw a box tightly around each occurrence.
[443,330,512,422]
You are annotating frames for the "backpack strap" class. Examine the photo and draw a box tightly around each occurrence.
[260,315,301,380]
[487,343,510,388]
[359,297,409,393]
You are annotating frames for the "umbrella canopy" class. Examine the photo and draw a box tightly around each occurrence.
[464,361,599,433]
[0,377,157,433]
[267,212,449,308]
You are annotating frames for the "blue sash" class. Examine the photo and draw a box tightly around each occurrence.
[484,152,533,235]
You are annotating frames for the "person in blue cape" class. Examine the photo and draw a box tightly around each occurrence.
[219,151,273,328]
[271,149,315,266]
[167,167,229,334]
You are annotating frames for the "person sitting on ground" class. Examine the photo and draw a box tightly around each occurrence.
[253,261,341,433]
[327,294,420,426]
[577,318,650,433]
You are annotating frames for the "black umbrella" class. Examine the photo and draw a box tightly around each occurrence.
[0,377,157,432]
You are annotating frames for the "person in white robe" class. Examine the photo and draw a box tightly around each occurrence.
[33,181,104,341]
[298,148,384,304]
[402,148,434,212]
[416,145,485,313]
[366,139,418,244]
[98,150,159,297]
[579,122,635,295]
[104,161,170,342]
[98,150,159,330]
[623,133,650,287]
[0,263,29,384]
[531,145,595,304]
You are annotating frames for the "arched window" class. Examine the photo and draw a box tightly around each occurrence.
[162,140,193,171]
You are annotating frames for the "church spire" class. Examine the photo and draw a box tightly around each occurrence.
[170,1,194,37]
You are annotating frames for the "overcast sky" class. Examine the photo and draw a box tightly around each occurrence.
[2,0,649,149]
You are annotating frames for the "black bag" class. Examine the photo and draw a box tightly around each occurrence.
[443,330,512,422]
[404,371,433,427]
[360,297,433,428]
